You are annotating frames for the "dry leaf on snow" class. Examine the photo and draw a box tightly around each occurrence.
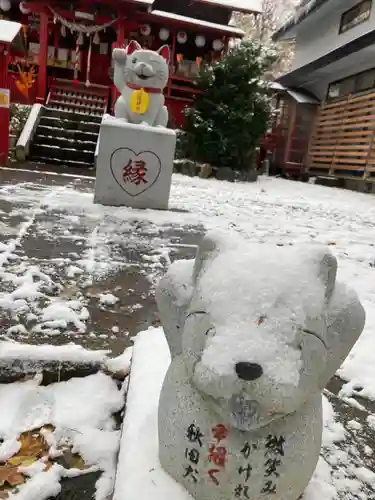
[0,465,24,487]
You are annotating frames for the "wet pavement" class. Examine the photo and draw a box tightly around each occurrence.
[0,165,204,356]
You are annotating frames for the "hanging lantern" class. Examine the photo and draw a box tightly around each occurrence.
[0,0,11,11]
[159,28,170,41]
[176,53,183,64]
[177,31,187,44]
[61,24,66,37]
[212,39,224,52]
[140,24,151,36]
[195,35,206,48]
[93,31,100,45]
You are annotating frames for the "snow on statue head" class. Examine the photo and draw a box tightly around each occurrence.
[156,232,365,500]
[112,40,170,127]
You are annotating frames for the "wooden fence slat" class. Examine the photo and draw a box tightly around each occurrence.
[331,164,365,171]
[333,157,366,165]
[310,144,369,152]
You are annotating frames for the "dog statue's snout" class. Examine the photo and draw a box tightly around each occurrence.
[235,362,263,381]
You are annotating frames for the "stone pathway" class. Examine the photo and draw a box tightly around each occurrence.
[0,166,203,356]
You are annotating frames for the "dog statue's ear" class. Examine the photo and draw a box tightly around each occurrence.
[156,259,195,358]
[318,251,337,302]
[193,234,218,284]
[320,283,365,388]
[192,231,232,284]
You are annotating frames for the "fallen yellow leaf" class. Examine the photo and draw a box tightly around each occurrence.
[8,456,36,467]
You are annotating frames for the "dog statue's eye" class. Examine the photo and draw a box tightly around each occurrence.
[297,343,303,351]
[132,57,137,64]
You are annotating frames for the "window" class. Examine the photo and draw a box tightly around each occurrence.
[327,67,375,101]
[339,0,372,34]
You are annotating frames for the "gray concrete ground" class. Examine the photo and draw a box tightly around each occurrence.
[0,165,203,356]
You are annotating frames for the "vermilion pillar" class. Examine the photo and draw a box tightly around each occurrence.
[0,42,10,165]
[284,100,297,166]
[111,15,126,111]
[117,15,125,47]
[36,11,48,104]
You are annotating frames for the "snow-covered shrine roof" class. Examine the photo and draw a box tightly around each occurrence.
[198,0,262,15]
[0,19,22,44]
[273,0,332,41]
[123,0,261,13]
[124,0,155,5]
[150,10,246,37]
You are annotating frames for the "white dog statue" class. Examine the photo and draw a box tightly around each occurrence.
[156,233,365,500]
[112,40,170,127]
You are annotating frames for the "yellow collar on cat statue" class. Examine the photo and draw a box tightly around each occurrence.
[127,84,162,115]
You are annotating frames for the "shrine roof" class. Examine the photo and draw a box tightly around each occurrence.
[197,0,262,15]
[0,20,22,44]
[150,10,246,36]
[125,0,155,5]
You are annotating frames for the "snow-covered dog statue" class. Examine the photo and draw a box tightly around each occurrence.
[156,233,365,500]
[112,40,170,127]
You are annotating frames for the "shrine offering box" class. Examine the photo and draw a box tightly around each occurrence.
[94,115,176,210]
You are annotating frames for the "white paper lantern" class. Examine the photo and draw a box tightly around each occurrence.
[212,39,224,51]
[19,1,31,14]
[140,24,151,36]
[195,35,206,48]
[177,31,187,44]
[0,0,11,12]
[159,28,170,41]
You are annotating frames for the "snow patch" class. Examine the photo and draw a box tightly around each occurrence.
[99,293,119,306]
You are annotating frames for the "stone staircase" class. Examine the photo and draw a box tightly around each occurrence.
[28,79,109,169]
[29,108,101,169]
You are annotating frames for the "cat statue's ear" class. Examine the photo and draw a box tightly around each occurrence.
[157,45,170,63]
[126,40,142,55]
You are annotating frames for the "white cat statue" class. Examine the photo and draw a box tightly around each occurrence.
[112,41,170,127]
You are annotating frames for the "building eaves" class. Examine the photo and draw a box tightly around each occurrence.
[272,0,332,41]
[275,25,375,87]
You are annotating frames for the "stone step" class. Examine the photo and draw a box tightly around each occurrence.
[30,156,94,169]
[36,125,98,143]
[44,107,103,124]
[33,133,97,153]
[30,144,95,165]
[49,100,105,116]
[52,91,106,106]
[39,115,100,134]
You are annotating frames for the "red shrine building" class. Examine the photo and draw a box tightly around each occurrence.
[2,0,261,126]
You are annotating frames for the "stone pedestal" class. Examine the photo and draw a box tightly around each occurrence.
[94,115,176,210]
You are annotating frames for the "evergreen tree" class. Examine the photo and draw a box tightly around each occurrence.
[181,41,275,171]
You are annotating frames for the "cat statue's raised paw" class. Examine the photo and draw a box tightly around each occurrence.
[112,40,170,127]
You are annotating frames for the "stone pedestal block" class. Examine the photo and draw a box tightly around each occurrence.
[94,115,176,210]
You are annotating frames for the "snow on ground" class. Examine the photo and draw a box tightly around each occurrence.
[0,175,374,395]
[0,371,126,500]
[0,340,109,364]
[2,174,372,398]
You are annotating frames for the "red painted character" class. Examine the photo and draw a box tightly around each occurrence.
[123,159,148,185]
[207,445,227,467]
[211,424,229,443]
